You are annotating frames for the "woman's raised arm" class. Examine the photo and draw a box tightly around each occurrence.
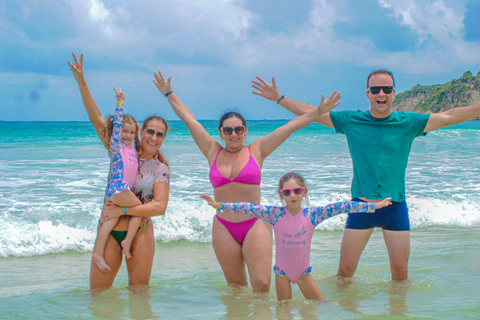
[68,52,107,142]
[153,70,220,161]
[250,90,341,162]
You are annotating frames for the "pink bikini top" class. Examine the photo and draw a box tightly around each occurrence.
[209,147,261,189]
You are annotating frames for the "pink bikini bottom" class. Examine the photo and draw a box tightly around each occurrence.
[216,214,258,244]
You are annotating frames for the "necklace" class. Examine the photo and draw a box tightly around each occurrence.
[224,146,244,154]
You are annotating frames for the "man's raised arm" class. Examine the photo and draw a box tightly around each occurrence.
[252,76,336,129]
[424,102,480,132]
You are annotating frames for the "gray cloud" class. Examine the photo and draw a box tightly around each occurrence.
[29,91,40,104]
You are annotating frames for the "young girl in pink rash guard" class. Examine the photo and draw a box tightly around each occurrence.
[92,88,142,273]
[201,172,392,301]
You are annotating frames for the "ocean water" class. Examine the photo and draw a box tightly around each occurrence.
[1,120,479,319]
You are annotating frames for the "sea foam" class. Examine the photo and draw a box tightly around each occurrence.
[2,195,478,257]
[2,121,479,257]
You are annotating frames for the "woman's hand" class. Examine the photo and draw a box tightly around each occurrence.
[251,76,283,102]
[316,90,341,115]
[104,202,124,221]
[200,194,222,210]
[153,70,172,96]
[113,87,125,101]
[67,52,85,83]
[375,197,393,210]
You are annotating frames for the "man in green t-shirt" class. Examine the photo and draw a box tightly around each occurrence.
[252,70,480,281]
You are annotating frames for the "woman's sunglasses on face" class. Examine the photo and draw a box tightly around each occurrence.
[369,86,394,94]
[279,187,305,197]
[220,126,245,135]
[144,128,165,138]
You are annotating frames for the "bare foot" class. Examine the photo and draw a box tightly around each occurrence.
[92,252,111,273]
[121,240,132,259]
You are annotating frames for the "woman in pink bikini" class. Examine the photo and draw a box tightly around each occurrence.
[153,70,340,292]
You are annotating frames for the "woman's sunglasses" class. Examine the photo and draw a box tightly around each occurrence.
[369,86,394,94]
[279,187,305,197]
[144,128,165,138]
[220,126,245,135]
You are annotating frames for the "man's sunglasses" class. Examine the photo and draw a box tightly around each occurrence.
[144,128,165,138]
[369,86,394,94]
[279,187,305,197]
[220,126,245,135]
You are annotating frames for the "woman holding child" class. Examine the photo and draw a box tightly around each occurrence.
[69,53,170,289]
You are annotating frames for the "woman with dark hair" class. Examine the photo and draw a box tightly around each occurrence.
[153,70,340,292]
[68,53,170,289]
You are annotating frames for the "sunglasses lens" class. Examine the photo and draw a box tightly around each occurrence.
[294,188,303,195]
[383,87,393,94]
[370,87,380,94]
[222,127,233,135]
[234,126,245,135]
[282,190,291,196]
[146,129,164,138]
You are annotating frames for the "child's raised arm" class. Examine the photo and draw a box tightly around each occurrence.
[199,195,281,225]
[307,197,393,226]
[110,87,126,154]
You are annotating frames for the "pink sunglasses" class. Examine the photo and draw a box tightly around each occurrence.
[279,187,305,197]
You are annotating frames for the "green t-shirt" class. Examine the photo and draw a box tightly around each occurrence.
[330,110,430,202]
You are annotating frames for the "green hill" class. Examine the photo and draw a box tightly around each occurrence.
[392,71,480,119]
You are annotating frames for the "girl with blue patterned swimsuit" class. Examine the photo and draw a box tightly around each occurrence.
[92,88,143,273]
[201,172,392,301]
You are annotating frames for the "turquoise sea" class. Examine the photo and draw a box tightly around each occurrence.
[1,120,479,319]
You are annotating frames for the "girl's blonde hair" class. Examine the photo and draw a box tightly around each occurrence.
[101,113,140,154]
[278,171,310,206]
[139,115,170,168]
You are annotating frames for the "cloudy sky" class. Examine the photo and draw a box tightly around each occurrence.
[1,0,479,121]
